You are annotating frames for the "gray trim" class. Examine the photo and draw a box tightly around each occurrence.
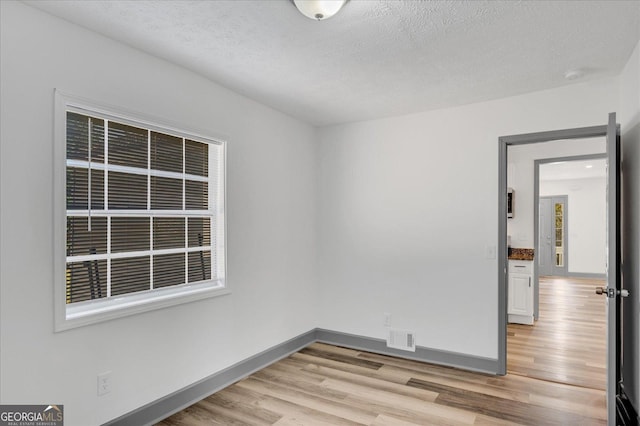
[533,172,540,319]
[316,329,499,374]
[103,330,317,426]
[498,124,610,380]
[500,125,608,145]
[498,139,508,375]
[103,328,501,425]
[535,153,608,164]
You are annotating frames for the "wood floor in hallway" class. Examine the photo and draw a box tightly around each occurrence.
[507,275,607,391]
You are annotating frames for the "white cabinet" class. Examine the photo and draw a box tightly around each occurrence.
[508,260,533,325]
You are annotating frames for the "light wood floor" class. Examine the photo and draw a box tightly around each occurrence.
[156,276,607,426]
[507,276,607,391]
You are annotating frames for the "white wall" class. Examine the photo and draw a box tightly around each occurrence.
[539,177,607,275]
[0,2,318,425]
[620,40,640,414]
[317,77,618,360]
[507,139,605,250]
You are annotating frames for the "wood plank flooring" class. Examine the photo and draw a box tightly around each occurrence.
[156,341,606,425]
[507,276,607,390]
[156,276,607,425]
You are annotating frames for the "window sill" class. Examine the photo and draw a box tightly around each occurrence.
[55,280,228,332]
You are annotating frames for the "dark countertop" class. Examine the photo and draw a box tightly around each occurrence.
[508,248,534,261]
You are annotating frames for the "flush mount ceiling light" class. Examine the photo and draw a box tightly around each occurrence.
[564,68,585,80]
[293,0,347,21]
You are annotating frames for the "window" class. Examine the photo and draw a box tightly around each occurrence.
[54,92,227,330]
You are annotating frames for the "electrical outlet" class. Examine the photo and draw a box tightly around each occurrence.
[383,312,391,327]
[97,371,111,396]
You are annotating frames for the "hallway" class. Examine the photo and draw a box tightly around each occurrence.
[507,276,607,390]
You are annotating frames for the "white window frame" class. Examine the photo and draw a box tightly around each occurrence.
[54,90,228,331]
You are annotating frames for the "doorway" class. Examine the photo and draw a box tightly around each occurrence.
[508,149,606,392]
[498,114,622,425]
[509,154,608,392]
[535,154,608,284]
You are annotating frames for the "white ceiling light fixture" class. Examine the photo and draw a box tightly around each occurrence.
[564,68,585,80]
[293,0,347,21]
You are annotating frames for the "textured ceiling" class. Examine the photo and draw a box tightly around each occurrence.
[26,0,640,126]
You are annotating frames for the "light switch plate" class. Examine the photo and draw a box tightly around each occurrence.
[485,245,496,259]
